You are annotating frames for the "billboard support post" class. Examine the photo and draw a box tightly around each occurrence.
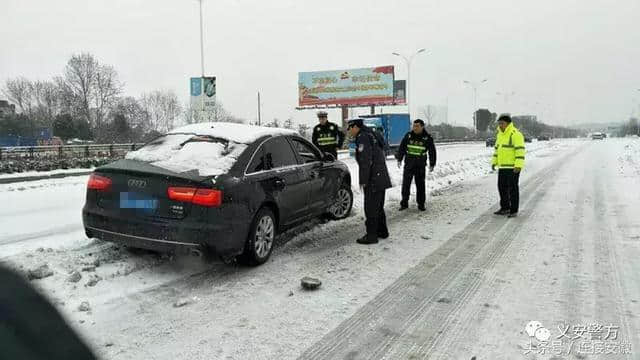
[257,91,261,126]
[341,106,349,131]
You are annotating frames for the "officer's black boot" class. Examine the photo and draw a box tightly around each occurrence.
[418,204,426,211]
[357,235,378,245]
[399,202,408,211]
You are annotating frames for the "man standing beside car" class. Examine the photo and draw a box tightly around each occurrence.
[491,114,525,218]
[348,118,391,245]
[312,111,345,159]
[395,119,437,211]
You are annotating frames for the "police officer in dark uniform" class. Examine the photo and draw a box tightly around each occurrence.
[396,119,437,211]
[312,111,345,159]
[348,118,392,245]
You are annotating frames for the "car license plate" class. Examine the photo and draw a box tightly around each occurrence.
[120,192,158,210]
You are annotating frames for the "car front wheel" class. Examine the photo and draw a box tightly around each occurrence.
[328,183,353,220]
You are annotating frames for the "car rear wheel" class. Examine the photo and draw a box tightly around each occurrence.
[239,207,276,266]
[328,183,353,220]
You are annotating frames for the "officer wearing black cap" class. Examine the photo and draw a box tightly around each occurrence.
[348,118,391,244]
[396,119,437,211]
[312,111,345,159]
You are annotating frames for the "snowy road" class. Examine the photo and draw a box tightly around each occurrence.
[303,138,640,359]
[2,138,639,359]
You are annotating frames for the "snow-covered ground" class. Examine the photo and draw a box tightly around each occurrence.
[0,167,94,180]
[4,138,633,360]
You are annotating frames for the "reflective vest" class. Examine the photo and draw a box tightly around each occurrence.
[407,142,427,156]
[492,123,525,169]
[317,134,338,146]
[313,122,344,149]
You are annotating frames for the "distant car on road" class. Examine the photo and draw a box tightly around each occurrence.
[591,132,605,140]
[486,137,496,147]
[537,135,551,141]
[83,123,353,265]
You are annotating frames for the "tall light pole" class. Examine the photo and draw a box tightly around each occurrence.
[392,48,427,121]
[637,89,640,119]
[198,0,205,77]
[464,79,488,133]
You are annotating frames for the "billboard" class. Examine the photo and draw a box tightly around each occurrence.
[298,66,395,107]
[190,76,216,110]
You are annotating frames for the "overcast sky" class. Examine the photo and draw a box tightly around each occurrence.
[2,0,639,127]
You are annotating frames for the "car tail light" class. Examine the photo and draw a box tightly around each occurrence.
[167,187,197,202]
[87,174,112,192]
[192,189,223,207]
[167,187,222,207]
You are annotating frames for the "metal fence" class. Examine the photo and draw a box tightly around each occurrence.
[0,143,145,161]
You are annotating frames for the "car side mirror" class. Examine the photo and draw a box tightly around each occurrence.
[323,153,336,162]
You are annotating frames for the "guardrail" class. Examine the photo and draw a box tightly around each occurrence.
[0,143,145,161]
[0,139,482,160]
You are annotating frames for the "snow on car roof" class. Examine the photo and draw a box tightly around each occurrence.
[168,122,297,144]
[125,122,296,177]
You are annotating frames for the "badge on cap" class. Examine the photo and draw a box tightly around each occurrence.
[358,144,364,152]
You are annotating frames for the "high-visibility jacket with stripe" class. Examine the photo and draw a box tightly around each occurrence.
[312,122,345,151]
[395,130,437,168]
[492,123,525,169]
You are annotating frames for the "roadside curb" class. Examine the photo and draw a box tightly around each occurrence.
[0,170,93,184]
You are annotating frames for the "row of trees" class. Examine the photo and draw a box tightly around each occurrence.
[2,53,240,143]
[618,118,639,137]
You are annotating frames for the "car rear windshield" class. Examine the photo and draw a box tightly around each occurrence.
[125,133,247,176]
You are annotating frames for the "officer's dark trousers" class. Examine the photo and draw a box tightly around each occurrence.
[498,169,520,213]
[364,187,388,241]
[401,163,426,206]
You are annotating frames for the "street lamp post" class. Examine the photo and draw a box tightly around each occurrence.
[198,0,205,77]
[392,49,427,121]
[464,79,488,133]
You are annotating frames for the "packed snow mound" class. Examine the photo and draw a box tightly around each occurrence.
[126,136,247,177]
[125,122,296,176]
[168,122,297,144]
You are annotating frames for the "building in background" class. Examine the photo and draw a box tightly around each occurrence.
[0,100,16,116]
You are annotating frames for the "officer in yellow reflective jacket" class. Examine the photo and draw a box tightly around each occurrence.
[491,114,525,218]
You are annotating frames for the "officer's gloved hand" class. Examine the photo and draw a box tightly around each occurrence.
[397,161,402,169]
[491,164,496,171]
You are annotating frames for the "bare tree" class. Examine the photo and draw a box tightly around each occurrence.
[420,105,435,125]
[140,90,182,133]
[3,77,34,115]
[184,99,243,124]
[32,80,60,126]
[94,64,123,127]
[298,123,310,138]
[61,53,99,126]
[112,97,148,130]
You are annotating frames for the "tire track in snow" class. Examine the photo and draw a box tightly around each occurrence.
[299,143,586,360]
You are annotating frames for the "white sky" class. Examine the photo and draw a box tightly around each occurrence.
[2,0,639,127]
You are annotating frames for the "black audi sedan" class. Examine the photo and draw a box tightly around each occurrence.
[82,122,353,265]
